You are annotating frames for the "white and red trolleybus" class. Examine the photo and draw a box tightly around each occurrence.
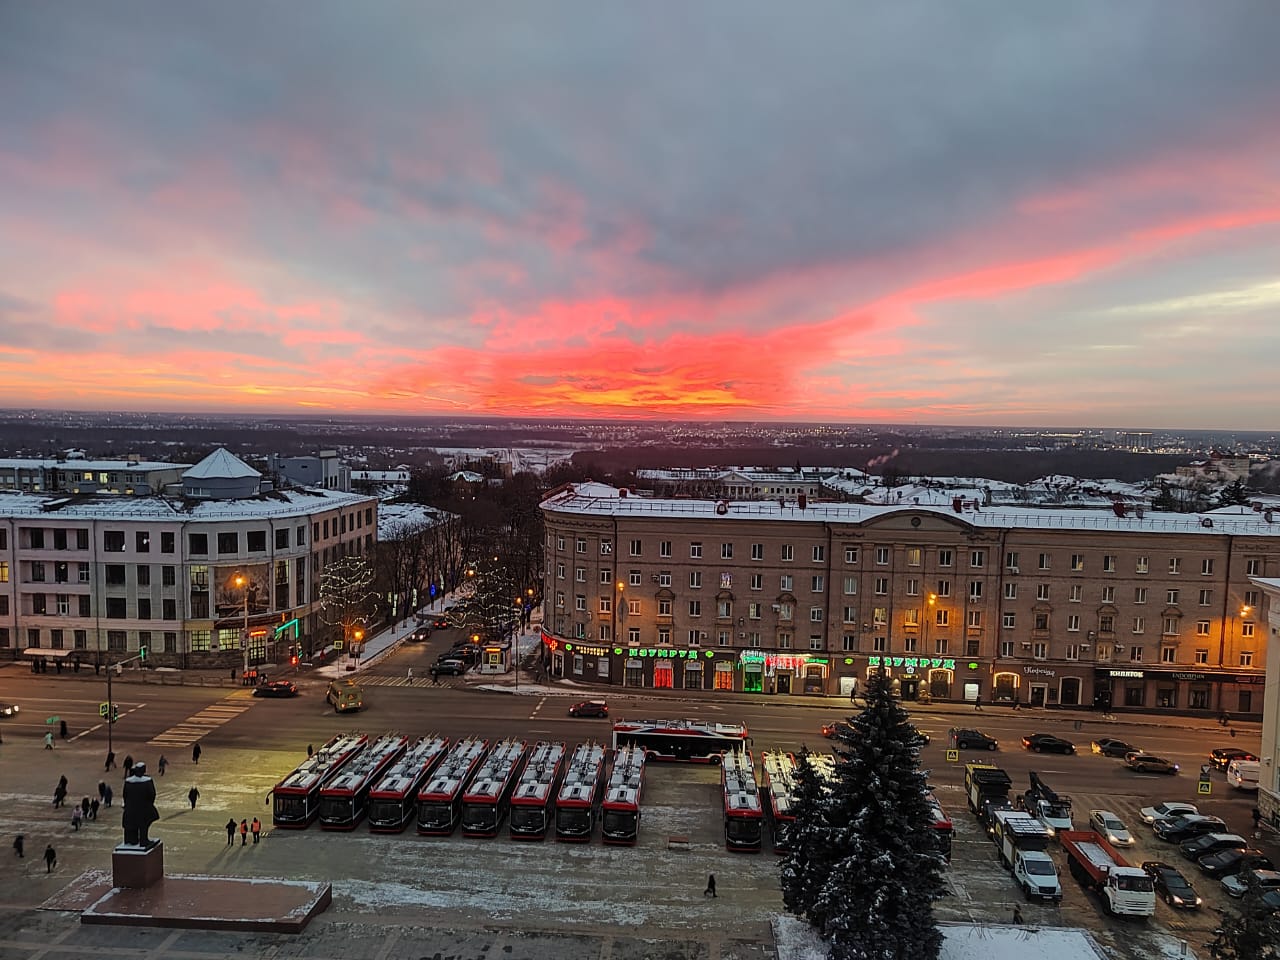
[926,788,954,861]
[508,740,566,840]
[271,732,368,829]
[367,734,449,833]
[417,736,488,836]
[601,743,646,845]
[554,741,607,842]
[761,750,799,852]
[460,738,529,838]
[611,718,749,762]
[318,733,408,830]
[722,749,764,852]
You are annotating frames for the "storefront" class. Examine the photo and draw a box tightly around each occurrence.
[1091,667,1264,719]
[737,651,831,696]
[865,656,959,701]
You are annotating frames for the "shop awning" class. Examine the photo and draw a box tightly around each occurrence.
[23,647,76,659]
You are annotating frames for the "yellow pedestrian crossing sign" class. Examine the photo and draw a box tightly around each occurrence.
[1198,779,1212,796]
[946,749,959,763]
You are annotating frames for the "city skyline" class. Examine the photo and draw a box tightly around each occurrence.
[2,3,1278,428]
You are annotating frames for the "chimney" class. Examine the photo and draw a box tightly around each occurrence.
[952,496,963,513]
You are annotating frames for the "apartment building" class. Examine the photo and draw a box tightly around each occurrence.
[1250,575,1280,827]
[0,450,378,669]
[540,483,1277,718]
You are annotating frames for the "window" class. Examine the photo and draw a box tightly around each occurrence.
[1099,614,1114,633]
[687,600,701,617]
[1195,620,1210,636]
[1201,558,1214,576]
[628,570,642,587]
[103,531,125,553]
[105,597,127,618]
[555,591,565,609]
[873,607,888,626]
[1002,612,1016,629]
[1003,582,1017,600]
[1166,589,1179,605]
[556,563,566,580]
[247,530,266,552]
[1168,557,1181,574]
[688,630,701,646]
[1063,643,1080,660]
[1195,648,1209,664]
[750,573,763,590]
[689,542,702,559]
[966,609,981,629]
[1069,584,1082,603]
[750,543,764,561]
[1246,558,1261,576]
[970,549,985,568]
[1134,587,1147,604]
[188,533,207,555]
[217,532,238,554]
[1036,584,1050,601]
[629,539,642,557]
[874,577,889,595]
[1129,647,1143,663]
[1000,639,1015,658]
[275,528,289,550]
[598,539,612,556]
[576,538,587,553]
[934,637,948,655]
[843,577,857,595]
[689,571,702,589]
[779,574,793,592]
[721,542,734,559]
[55,594,69,615]
[138,598,151,620]
[137,565,151,587]
[1032,642,1047,659]
[1070,554,1084,571]
[841,634,856,651]
[659,599,672,616]
[575,595,586,611]
[875,547,890,565]
[781,544,794,562]
[903,633,918,652]
[779,603,793,621]
[599,569,612,584]
[812,545,825,562]
[1161,646,1176,663]
[104,564,126,586]
[1066,615,1080,632]
[54,562,68,583]
[658,571,671,587]
[809,607,824,622]
[1135,555,1148,574]
[968,581,982,602]
[1102,555,1115,572]
[934,609,948,627]
[716,599,731,618]
[78,595,90,616]
[660,540,672,558]
[1005,551,1019,571]
[1240,651,1254,667]
[556,535,565,551]
[1038,553,1051,570]
[843,605,857,623]
[575,567,585,583]
[872,636,887,653]
[1242,622,1255,638]
[1101,586,1115,603]
[811,575,824,593]
[1132,617,1145,634]
[1198,589,1212,606]
[1244,589,1260,608]
[748,602,761,620]
[936,580,950,598]
[1163,617,1179,636]
[906,547,922,567]
[937,549,952,567]
[905,578,919,596]
[844,546,859,564]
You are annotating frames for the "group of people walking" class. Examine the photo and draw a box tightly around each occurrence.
[225,817,262,846]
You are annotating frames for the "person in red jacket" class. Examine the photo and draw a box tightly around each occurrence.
[251,817,261,843]
[239,819,248,846]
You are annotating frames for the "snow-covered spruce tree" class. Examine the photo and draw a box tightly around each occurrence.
[1209,870,1280,960]
[779,748,836,918]
[815,672,946,960]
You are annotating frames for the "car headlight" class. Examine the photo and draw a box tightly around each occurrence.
[1170,895,1183,904]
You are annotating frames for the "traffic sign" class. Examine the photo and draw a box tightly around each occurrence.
[99,702,110,718]
[1198,780,1212,796]
[333,640,344,651]
[946,749,959,763]
[45,715,60,725]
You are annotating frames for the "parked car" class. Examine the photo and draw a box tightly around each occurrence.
[1142,861,1203,909]
[1125,753,1179,775]
[567,699,609,718]
[1180,833,1249,862]
[431,659,467,677]
[1223,868,1280,899]
[949,727,998,750]
[1210,747,1260,771]
[1154,815,1229,843]
[1092,737,1139,758]
[0,701,19,718]
[405,628,431,643]
[1198,848,1271,880]
[1022,733,1076,755]
[431,616,450,630]
[252,680,298,698]
[1140,801,1199,826]
[1089,809,1135,847]
[822,721,853,739]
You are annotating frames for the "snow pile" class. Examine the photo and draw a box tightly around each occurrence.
[773,917,1119,960]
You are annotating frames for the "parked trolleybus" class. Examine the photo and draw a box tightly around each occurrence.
[722,750,764,852]
[460,738,529,838]
[416,737,488,835]
[271,733,368,828]
[554,741,607,842]
[367,735,448,833]
[601,744,646,845]
[318,733,408,830]
[508,740,566,840]
[761,751,798,852]
[612,718,749,762]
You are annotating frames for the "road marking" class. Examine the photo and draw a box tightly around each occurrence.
[146,692,257,747]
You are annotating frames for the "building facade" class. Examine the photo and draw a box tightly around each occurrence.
[0,486,378,670]
[1250,576,1280,830]
[540,484,1277,718]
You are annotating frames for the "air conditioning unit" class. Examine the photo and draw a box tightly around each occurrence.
[1021,641,1032,649]
[651,575,661,583]
[771,604,781,612]
[1079,643,1090,649]
[969,596,981,604]
[738,632,747,639]
[699,631,708,639]
[1008,567,1019,574]
[1113,644,1125,652]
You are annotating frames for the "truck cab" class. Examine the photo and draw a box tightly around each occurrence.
[992,810,1061,902]
[1024,771,1073,836]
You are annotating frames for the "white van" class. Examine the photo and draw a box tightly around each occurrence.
[1226,759,1260,791]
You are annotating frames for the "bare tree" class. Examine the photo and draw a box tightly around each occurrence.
[318,555,379,655]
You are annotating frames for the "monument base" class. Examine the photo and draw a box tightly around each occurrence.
[112,840,164,889]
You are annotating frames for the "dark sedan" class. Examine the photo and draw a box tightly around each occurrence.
[431,616,450,630]
[1092,738,1139,758]
[1141,861,1202,909]
[1124,753,1179,775]
[1155,815,1229,843]
[1210,747,1260,770]
[1022,733,1076,754]
[253,680,298,698]
[1198,849,1273,880]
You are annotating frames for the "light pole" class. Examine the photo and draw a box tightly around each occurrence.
[233,573,249,682]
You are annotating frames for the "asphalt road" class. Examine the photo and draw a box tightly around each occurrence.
[0,639,1271,960]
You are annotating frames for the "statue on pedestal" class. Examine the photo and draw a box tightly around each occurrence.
[121,762,159,847]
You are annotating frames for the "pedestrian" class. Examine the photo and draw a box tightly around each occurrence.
[89,797,100,821]
[71,807,82,831]
[230,667,237,682]
[53,784,67,809]
[58,774,68,793]
[251,817,261,843]
[13,835,23,858]
[1253,807,1263,838]
[703,873,717,898]
[44,731,54,750]
[307,744,314,759]
[122,755,134,778]
[192,743,201,765]
[104,783,113,807]
[1012,905,1025,925]
[974,695,983,712]
[80,797,90,818]
[239,819,248,845]
[1219,711,1229,726]
[188,786,200,809]
[1230,727,1237,739]
[1012,698,1021,711]
[98,780,107,803]
[59,719,68,739]
[105,751,116,772]
[225,818,236,846]
[407,667,413,681]
[157,755,167,777]
[44,845,56,873]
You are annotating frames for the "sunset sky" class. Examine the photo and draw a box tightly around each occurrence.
[2,3,1278,428]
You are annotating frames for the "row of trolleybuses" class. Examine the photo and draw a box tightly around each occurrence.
[269,719,952,856]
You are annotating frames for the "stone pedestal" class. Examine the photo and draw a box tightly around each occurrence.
[112,840,164,889]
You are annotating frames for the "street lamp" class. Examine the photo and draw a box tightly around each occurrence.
[233,573,249,682]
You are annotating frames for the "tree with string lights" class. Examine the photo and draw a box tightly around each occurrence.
[318,555,379,658]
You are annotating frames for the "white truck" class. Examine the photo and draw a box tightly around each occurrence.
[1023,771,1073,836]
[992,809,1062,902]
[1060,829,1155,918]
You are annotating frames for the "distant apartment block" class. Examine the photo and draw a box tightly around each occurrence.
[0,452,190,496]
[540,482,1275,718]
[268,450,350,491]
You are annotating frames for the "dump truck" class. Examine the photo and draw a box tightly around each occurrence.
[1060,829,1155,917]
[992,810,1062,902]
[965,762,1013,816]
[1023,771,1074,836]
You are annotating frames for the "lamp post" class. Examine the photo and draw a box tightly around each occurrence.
[233,573,250,682]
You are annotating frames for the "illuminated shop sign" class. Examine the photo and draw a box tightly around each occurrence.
[868,657,955,670]
[562,643,609,656]
[622,648,716,659]
[736,652,826,671]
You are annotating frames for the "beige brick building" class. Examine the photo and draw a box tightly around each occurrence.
[540,483,1277,718]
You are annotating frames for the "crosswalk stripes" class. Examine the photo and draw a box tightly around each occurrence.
[147,694,257,747]
[354,674,462,689]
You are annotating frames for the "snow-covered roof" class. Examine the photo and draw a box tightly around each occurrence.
[448,470,485,483]
[542,483,1280,538]
[184,448,260,480]
[376,501,450,539]
[0,486,375,522]
[0,456,191,472]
